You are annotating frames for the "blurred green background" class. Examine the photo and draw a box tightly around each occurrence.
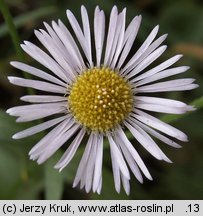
[0,0,203,199]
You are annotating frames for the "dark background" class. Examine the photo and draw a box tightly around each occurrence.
[0,0,203,199]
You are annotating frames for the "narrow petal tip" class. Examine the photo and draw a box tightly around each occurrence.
[161,33,168,40]
[97,190,101,195]
[7,76,13,82]
[10,61,18,66]
[29,154,35,161]
[95,5,100,11]
[148,175,153,181]
[58,168,63,173]
[187,105,196,112]
[43,21,49,28]
[12,134,19,139]
[34,29,39,35]
[122,7,127,13]
[37,158,44,165]
[193,84,199,89]
[72,181,77,188]
[179,54,184,57]
[66,9,72,17]
[23,40,30,45]
[54,163,61,170]
[6,108,11,114]
[154,25,159,32]
[81,5,86,10]
[164,157,173,164]
[182,136,189,142]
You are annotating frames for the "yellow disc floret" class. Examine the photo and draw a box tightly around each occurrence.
[68,67,133,132]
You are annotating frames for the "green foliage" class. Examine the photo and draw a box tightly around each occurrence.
[0,6,57,38]
[44,152,64,200]
[0,110,43,199]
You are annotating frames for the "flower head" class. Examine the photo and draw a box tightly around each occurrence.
[7,5,198,194]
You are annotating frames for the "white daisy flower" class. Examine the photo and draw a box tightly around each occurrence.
[7,5,198,195]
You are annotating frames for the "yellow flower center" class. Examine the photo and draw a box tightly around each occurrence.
[68,67,133,132]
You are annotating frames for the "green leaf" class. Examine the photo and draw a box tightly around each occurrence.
[44,151,64,200]
[159,1,203,43]
[14,179,44,200]
[0,146,21,199]
[0,0,23,60]
[0,6,57,37]
[0,109,43,199]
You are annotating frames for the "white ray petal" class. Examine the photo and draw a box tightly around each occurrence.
[10,62,66,87]
[115,133,143,183]
[43,21,79,72]
[109,140,121,193]
[104,6,118,66]
[127,45,167,79]
[85,135,97,193]
[121,173,130,195]
[66,10,85,48]
[31,118,75,159]
[117,15,142,69]
[13,115,68,139]
[136,96,191,107]
[7,103,66,122]
[135,66,190,86]
[125,120,172,162]
[135,103,194,114]
[129,34,168,72]
[110,8,126,69]
[7,102,67,116]
[132,55,183,83]
[52,20,85,70]
[66,7,92,66]
[116,127,152,180]
[79,170,87,190]
[54,128,85,171]
[37,124,80,164]
[35,29,76,80]
[131,118,181,148]
[94,7,105,67]
[135,96,194,114]
[121,25,159,74]
[21,41,69,82]
[80,134,96,191]
[107,134,130,180]
[136,78,196,93]
[133,109,188,141]
[73,132,94,188]
[96,177,102,194]
[81,5,93,67]
[8,76,67,94]
[16,108,65,122]
[44,21,77,69]
[93,134,103,192]
[20,95,66,103]
[29,118,71,156]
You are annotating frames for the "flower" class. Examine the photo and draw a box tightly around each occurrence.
[7,5,198,195]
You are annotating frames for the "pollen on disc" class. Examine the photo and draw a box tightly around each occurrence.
[68,67,133,132]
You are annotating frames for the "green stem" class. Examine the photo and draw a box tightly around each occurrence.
[0,0,24,61]
[0,0,33,94]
